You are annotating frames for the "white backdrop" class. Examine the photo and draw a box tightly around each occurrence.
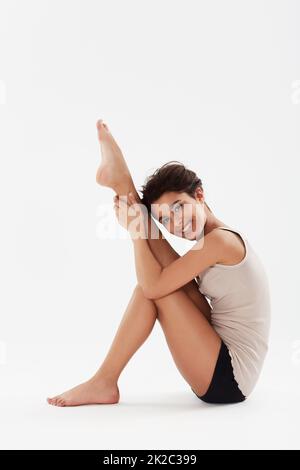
[0,0,299,450]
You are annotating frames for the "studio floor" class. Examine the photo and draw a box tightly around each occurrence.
[0,339,299,450]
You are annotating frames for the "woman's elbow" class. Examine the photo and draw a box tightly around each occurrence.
[142,286,168,301]
[141,286,157,300]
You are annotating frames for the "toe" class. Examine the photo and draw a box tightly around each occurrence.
[97,119,104,130]
[97,119,109,132]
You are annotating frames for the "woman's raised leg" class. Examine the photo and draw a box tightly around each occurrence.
[95,119,212,321]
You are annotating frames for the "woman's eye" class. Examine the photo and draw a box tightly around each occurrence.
[162,204,182,224]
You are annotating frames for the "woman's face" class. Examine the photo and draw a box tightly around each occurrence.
[151,189,206,240]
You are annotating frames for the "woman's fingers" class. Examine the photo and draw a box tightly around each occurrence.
[113,194,137,209]
[113,197,127,211]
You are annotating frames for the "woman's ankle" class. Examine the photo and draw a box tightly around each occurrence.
[91,370,119,386]
[113,176,137,197]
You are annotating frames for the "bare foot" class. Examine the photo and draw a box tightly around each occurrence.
[47,377,120,407]
[96,119,132,192]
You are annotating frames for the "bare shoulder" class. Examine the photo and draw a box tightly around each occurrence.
[209,227,246,265]
[192,228,228,262]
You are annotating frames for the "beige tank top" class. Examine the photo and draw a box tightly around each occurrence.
[196,226,271,397]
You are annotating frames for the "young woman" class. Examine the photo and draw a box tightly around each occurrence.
[47,120,271,407]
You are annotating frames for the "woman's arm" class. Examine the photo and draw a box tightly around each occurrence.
[130,221,225,300]
[114,191,226,300]
[130,219,163,299]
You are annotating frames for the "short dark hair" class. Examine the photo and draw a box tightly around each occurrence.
[138,161,212,214]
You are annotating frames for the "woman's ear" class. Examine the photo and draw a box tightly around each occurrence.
[194,186,204,203]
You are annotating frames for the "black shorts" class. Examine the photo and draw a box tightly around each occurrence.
[191,340,246,404]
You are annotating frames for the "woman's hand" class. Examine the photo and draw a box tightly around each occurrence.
[113,192,147,237]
